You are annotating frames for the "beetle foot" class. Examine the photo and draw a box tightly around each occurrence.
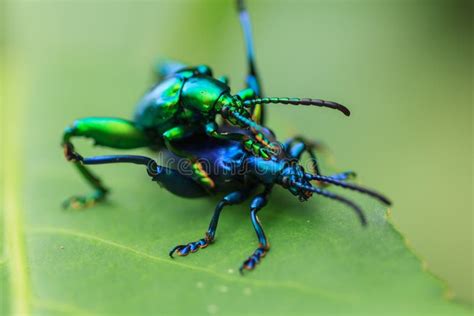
[62,190,107,210]
[239,245,269,274]
[169,233,214,258]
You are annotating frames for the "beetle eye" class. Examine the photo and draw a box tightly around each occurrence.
[221,106,230,118]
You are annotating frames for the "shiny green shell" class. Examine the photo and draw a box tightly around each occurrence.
[133,67,230,134]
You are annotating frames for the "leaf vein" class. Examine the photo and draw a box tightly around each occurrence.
[27,226,356,304]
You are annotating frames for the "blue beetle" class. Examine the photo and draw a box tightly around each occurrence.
[61,0,391,272]
[77,126,391,272]
[61,0,349,197]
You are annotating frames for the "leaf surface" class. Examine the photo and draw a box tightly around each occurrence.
[1,1,471,315]
[3,88,471,316]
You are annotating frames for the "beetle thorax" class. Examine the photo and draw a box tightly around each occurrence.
[180,76,230,115]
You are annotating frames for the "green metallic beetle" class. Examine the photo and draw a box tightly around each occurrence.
[62,0,350,208]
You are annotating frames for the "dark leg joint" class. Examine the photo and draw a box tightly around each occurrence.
[63,142,83,162]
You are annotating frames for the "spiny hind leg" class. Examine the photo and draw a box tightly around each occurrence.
[62,117,151,209]
[169,190,249,258]
[81,154,206,197]
[237,0,264,124]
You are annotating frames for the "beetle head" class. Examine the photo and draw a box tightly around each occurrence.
[217,94,251,127]
[277,161,313,201]
[276,162,393,226]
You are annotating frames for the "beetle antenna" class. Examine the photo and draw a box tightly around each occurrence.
[292,181,367,225]
[305,174,392,206]
[242,97,350,116]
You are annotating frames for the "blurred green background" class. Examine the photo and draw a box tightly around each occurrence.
[2,0,472,304]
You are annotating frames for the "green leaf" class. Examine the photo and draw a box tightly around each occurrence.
[2,86,471,316]
[1,1,471,315]
[3,142,473,316]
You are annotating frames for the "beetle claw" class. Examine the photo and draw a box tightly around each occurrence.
[169,235,213,258]
[239,246,268,274]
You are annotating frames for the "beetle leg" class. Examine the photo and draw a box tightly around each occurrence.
[204,122,272,160]
[162,125,215,190]
[284,136,332,176]
[62,117,151,209]
[169,190,249,258]
[79,154,207,199]
[236,0,264,124]
[226,106,281,156]
[285,136,357,187]
[240,185,273,273]
[235,88,272,148]
[233,88,280,152]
